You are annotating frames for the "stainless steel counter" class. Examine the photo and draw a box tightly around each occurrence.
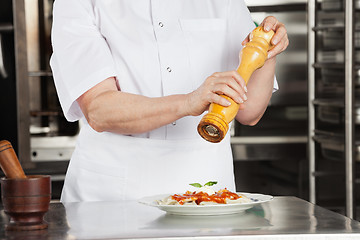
[1,196,360,240]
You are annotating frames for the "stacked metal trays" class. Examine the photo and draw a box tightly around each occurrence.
[322,30,360,49]
[320,68,360,86]
[313,98,360,161]
[314,99,360,125]
[313,130,360,162]
[321,0,360,11]
[317,11,360,63]
[314,1,360,162]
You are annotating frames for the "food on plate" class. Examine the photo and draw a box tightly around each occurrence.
[157,181,252,206]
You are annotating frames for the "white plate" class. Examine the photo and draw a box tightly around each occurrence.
[139,192,273,216]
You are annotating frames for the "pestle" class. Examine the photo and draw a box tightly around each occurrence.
[0,140,26,178]
[197,26,275,143]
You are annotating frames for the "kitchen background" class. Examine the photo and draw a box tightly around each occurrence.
[0,0,359,220]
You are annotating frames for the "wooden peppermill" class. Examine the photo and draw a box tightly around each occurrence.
[0,140,26,178]
[197,26,275,143]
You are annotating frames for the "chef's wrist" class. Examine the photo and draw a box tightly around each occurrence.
[178,94,193,117]
[164,94,190,120]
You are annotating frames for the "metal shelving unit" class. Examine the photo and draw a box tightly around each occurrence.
[308,0,357,219]
[0,0,31,167]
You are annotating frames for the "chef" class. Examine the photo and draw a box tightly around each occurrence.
[50,0,288,202]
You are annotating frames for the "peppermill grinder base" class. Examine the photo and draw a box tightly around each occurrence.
[197,112,228,143]
[1,175,51,231]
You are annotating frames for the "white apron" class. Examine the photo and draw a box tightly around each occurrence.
[61,123,235,202]
[51,0,258,202]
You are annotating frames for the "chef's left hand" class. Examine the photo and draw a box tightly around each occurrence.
[242,16,289,59]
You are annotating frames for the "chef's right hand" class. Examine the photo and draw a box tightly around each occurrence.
[185,71,248,116]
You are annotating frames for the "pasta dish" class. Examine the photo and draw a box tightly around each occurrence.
[157,188,252,206]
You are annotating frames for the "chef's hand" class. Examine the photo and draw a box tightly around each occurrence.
[242,16,289,59]
[185,71,247,116]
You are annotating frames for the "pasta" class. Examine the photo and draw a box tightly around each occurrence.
[157,188,252,206]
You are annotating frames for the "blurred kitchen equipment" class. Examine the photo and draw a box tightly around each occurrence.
[232,0,308,199]
[321,68,360,86]
[317,50,360,63]
[321,0,360,11]
[313,130,360,162]
[314,98,360,125]
[0,140,51,231]
[0,34,8,79]
[0,0,30,167]
[317,11,360,28]
[308,0,360,219]
[26,0,79,163]
[0,1,76,198]
[198,27,274,143]
[321,30,360,49]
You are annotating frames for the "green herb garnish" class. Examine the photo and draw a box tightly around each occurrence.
[189,181,218,188]
[204,181,218,186]
[189,183,203,188]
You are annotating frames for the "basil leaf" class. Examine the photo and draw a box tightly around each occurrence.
[189,183,202,188]
[204,181,218,186]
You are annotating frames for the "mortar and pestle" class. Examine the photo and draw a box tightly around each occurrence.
[198,26,275,143]
[0,140,51,231]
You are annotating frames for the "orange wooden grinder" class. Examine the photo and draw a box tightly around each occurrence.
[198,26,275,143]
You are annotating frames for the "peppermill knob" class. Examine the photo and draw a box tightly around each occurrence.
[197,26,275,143]
[0,140,26,178]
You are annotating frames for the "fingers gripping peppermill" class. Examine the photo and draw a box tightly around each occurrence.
[197,26,275,143]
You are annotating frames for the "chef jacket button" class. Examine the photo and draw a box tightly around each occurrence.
[167,67,172,72]
[159,22,164,27]
[172,121,176,126]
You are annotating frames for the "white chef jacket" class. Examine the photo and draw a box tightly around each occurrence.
[50,0,278,202]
